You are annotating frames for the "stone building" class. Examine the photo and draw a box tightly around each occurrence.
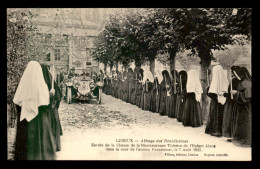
[28,8,125,76]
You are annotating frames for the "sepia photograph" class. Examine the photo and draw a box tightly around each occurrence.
[7,8,252,161]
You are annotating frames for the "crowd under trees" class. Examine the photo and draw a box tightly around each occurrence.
[92,8,251,121]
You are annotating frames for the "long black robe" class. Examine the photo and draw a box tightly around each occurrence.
[103,78,108,94]
[182,93,203,127]
[143,81,153,111]
[169,78,177,118]
[129,78,136,105]
[159,80,167,116]
[107,78,112,95]
[169,93,177,118]
[155,79,161,113]
[232,79,251,146]
[151,79,158,113]
[136,81,142,108]
[41,64,63,151]
[14,65,62,160]
[177,71,188,122]
[122,79,128,102]
[111,79,116,97]
[169,70,182,119]
[115,79,120,98]
[140,83,145,110]
[178,92,186,122]
[205,90,224,137]
[119,79,124,100]
[222,78,239,138]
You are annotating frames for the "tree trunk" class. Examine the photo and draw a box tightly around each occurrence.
[123,65,129,72]
[135,59,142,70]
[110,64,113,73]
[115,62,119,72]
[104,63,107,75]
[149,58,155,76]
[199,52,212,124]
[169,50,177,72]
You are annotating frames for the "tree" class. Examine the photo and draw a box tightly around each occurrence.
[7,9,36,105]
[175,8,251,121]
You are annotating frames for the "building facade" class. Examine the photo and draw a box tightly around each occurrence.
[28,8,114,76]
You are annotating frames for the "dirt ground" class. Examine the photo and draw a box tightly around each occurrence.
[8,93,251,161]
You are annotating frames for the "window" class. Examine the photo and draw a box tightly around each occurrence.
[80,37,86,49]
[54,49,60,61]
[86,57,92,65]
[46,52,51,61]
[86,48,90,56]
[92,60,98,66]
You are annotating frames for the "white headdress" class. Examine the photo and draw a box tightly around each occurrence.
[186,69,203,102]
[13,61,50,122]
[142,69,154,84]
[208,65,229,105]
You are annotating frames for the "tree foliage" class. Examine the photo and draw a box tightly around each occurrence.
[7,9,35,104]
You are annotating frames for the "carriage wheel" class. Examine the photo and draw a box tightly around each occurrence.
[67,87,72,104]
[98,87,102,104]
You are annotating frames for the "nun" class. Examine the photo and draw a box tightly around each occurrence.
[136,69,144,108]
[140,69,145,109]
[182,69,203,127]
[14,61,57,160]
[143,68,154,111]
[103,75,108,95]
[231,67,251,147]
[177,70,188,122]
[154,69,164,113]
[133,68,139,105]
[107,73,112,96]
[127,68,135,104]
[112,71,118,98]
[151,76,158,113]
[205,65,229,137]
[117,72,122,99]
[41,64,63,152]
[169,70,181,118]
[122,70,128,102]
[118,71,123,100]
[159,70,171,116]
[222,66,240,139]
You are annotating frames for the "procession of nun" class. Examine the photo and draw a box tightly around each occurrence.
[102,64,251,147]
[12,60,251,160]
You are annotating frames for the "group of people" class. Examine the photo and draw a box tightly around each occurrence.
[102,65,251,147]
[13,61,63,160]
[11,61,251,160]
[205,65,251,146]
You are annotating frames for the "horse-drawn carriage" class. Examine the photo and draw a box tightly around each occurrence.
[65,73,103,104]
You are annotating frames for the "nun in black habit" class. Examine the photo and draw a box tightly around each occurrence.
[14,61,61,160]
[151,77,158,113]
[127,68,135,104]
[139,69,145,109]
[205,65,229,136]
[154,68,164,113]
[41,64,63,151]
[177,70,188,122]
[182,69,203,127]
[142,69,154,111]
[231,67,251,147]
[222,66,240,139]
[132,68,139,105]
[169,70,181,118]
[122,71,128,102]
[159,70,171,116]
